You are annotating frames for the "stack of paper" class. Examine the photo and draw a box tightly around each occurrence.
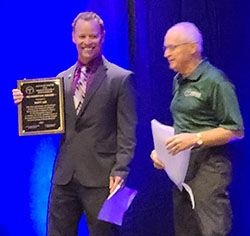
[151,119,195,209]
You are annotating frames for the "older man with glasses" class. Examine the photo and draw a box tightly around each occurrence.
[151,22,244,236]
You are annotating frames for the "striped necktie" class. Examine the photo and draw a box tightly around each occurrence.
[74,66,88,114]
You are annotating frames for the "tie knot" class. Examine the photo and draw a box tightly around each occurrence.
[74,66,87,91]
[80,67,88,80]
[81,66,87,73]
[74,66,88,114]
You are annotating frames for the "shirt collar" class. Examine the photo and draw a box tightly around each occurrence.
[176,58,208,82]
[76,55,103,74]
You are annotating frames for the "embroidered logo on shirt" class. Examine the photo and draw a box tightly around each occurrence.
[184,89,201,98]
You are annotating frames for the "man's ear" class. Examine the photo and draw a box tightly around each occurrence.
[72,31,76,44]
[101,30,106,43]
[190,42,198,54]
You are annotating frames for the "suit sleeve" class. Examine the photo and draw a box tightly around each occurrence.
[110,73,137,179]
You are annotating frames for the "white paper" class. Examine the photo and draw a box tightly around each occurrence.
[182,183,195,209]
[151,119,195,209]
[107,184,121,200]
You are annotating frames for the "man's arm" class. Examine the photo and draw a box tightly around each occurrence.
[109,73,137,193]
[165,127,244,155]
[150,127,244,169]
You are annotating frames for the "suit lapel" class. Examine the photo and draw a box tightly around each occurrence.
[63,64,77,117]
[76,62,107,118]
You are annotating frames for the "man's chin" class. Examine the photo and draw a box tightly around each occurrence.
[79,55,94,65]
[169,63,177,71]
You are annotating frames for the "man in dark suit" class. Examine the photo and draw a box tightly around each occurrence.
[13,12,137,236]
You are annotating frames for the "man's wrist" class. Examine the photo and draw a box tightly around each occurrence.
[195,132,203,146]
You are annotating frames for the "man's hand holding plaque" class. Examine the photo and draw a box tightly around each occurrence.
[13,77,65,136]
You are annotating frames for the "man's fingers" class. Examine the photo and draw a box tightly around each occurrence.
[150,150,165,169]
[109,176,124,194]
[153,162,165,169]
[109,176,114,189]
[12,89,24,104]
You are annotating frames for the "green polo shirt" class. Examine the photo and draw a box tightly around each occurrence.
[170,59,244,134]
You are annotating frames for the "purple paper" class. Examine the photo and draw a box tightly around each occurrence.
[98,186,137,226]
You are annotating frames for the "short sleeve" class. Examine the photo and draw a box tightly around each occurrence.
[211,80,244,131]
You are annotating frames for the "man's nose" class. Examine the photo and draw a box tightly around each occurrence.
[164,48,170,58]
[83,36,92,44]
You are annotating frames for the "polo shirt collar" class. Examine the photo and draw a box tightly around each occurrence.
[176,58,208,82]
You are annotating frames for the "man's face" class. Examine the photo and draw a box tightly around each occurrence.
[72,19,105,65]
[163,29,194,73]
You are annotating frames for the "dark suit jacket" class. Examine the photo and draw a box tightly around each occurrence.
[52,57,137,187]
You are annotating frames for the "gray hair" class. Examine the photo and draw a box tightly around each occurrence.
[169,22,203,53]
[72,12,105,35]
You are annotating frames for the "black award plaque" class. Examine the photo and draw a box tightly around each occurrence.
[17,77,65,136]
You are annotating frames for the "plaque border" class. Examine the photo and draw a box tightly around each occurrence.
[17,77,65,136]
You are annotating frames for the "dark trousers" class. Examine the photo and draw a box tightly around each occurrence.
[173,146,232,236]
[47,176,119,236]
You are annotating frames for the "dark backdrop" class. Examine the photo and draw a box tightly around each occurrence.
[1,0,249,235]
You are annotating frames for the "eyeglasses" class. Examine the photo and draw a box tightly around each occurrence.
[163,42,196,52]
